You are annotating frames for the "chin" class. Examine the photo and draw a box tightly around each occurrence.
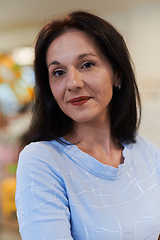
[71,115,92,123]
[72,114,100,124]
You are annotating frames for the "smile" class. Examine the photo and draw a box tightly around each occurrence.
[69,96,91,106]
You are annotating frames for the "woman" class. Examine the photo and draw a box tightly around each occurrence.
[16,11,160,239]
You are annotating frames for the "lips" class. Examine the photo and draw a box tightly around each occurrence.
[69,96,91,106]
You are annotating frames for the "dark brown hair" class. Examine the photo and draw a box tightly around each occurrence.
[23,10,141,147]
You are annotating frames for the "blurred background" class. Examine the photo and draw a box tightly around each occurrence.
[0,0,160,239]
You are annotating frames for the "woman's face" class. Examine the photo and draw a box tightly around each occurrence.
[46,29,120,125]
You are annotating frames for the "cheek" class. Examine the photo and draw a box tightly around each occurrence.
[95,74,113,97]
[49,82,65,103]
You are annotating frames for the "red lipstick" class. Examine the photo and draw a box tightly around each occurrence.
[69,96,91,106]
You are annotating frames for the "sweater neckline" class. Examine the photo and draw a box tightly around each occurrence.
[55,138,133,179]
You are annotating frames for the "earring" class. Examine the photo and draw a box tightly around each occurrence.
[118,85,121,90]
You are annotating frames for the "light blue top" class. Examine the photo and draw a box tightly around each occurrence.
[16,135,160,240]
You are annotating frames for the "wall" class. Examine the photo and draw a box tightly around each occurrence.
[106,1,160,147]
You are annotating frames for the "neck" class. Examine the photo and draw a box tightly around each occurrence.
[65,116,113,152]
[64,117,124,168]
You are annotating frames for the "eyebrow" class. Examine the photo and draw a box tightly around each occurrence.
[78,53,97,59]
[48,61,60,67]
[48,53,97,68]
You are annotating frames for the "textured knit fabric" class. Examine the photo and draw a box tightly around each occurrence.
[16,135,160,240]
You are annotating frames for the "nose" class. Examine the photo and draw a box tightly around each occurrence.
[66,67,84,91]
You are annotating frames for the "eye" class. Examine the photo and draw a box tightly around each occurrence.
[53,70,66,77]
[82,61,95,69]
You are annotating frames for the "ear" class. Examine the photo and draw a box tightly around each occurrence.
[113,70,122,88]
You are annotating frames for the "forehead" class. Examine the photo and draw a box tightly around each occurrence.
[50,29,93,46]
[46,29,100,60]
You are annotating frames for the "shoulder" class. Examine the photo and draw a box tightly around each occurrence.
[20,140,64,154]
[16,140,68,200]
[128,134,160,160]
[19,140,65,165]
[137,135,160,155]
[17,140,67,187]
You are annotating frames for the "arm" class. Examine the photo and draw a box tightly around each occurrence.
[15,143,73,240]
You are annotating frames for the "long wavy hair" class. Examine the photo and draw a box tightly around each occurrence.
[22,10,141,147]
